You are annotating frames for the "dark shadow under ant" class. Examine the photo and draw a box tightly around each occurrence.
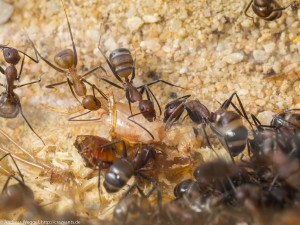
[0,44,45,144]
[28,0,108,122]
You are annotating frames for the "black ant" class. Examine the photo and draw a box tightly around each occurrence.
[112,194,154,225]
[29,0,108,121]
[0,44,44,144]
[270,109,300,130]
[245,0,293,21]
[164,93,251,162]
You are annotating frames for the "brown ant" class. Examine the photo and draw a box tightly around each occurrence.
[164,93,251,162]
[29,0,108,121]
[98,41,183,139]
[0,44,44,144]
[245,0,293,21]
[0,153,47,219]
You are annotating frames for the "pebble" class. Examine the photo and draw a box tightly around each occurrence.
[143,14,161,23]
[253,50,269,63]
[0,1,13,24]
[222,52,244,65]
[127,16,144,32]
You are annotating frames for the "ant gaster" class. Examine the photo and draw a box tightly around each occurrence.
[0,44,44,144]
[245,0,293,21]
[29,0,108,121]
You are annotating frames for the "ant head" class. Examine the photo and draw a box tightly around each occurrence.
[163,99,185,123]
[54,49,74,69]
[2,48,21,65]
[139,100,156,122]
[82,95,101,111]
[109,48,133,79]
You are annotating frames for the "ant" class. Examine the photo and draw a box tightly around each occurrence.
[112,194,154,225]
[74,135,161,206]
[270,109,300,130]
[0,44,44,144]
[0,153,46,217]
[245,0,293,21]
[164,93,251,162]
[29,0,108,121]
[98,41,184,139]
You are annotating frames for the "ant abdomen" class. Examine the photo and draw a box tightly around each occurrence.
[82,95,101,110]
[215,111,248,157]
[3,48,21,65]
[0,95,19,118]
[54,49,75,69]
[109,48,133,78]
[0,182,34,211]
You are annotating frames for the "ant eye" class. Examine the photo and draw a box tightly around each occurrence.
[169,104,175,110]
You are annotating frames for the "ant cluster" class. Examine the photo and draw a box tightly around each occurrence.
[0,0,300,225]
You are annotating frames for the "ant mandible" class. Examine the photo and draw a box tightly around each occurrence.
[0,44,44,144]
[29,0,108,121]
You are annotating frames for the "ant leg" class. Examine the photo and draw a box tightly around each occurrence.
[27,37,65,73]
[0,153,24,182]
[138,172,162,210]
[143,85,162,115]
[60,0,77,67]
[100,78,123,89]
[100,140,127,157]
[82,79,108,100]
[200,123,219,158]
[244,0,255,23]
[45,80,72,89]
[128,113,155,140]
[97,43,123,83]
[129,58,136,82]
[17,53,26,81]
[66,78,81,105]
[68,110,100,122]
[0,66,4,75]
[164,102,186,130]
[137,79,184,90]
[16,77,41,88]
[16,100,45,146]
[81,65,107,80]
[125,89,133,116]
[271,1,294,12]
[209,124,235,164]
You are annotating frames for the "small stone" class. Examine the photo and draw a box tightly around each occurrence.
[0,1,13,24]
[127,16,144,32]
[263,42,276,54]
[222,52,244,64]
[143,14,161,23]
[253,50,269,63]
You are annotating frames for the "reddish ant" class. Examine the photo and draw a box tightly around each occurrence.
[29,0,108,121]
[98,39,184,139]
[0,44,44,144]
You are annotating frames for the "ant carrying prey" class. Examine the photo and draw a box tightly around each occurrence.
[74,135,160,206]
[0,44,44,144]
[29,0,108,121]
